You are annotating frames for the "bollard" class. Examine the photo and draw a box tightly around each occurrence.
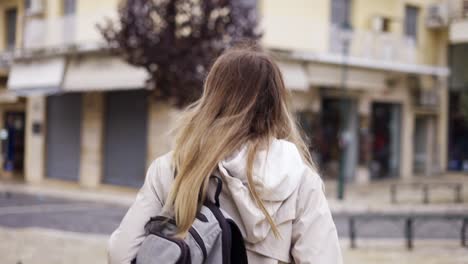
[405,218,413,250]
[455,184,463,203]
[422,185,429,204]
[349,217,356,249]
[390,185,397,204]
[462,218,467,247]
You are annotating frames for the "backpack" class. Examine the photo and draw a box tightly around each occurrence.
[135,176,249,264]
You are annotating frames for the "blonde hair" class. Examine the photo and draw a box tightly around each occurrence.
[165,46,316,238]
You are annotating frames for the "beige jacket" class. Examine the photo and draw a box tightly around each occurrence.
[108,139,343,264]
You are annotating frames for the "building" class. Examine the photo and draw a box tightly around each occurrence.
[5,0,452,189]
[261,0,450,183]
[7,0,174,188]
[0,0,25,180]
[446,0,468,172]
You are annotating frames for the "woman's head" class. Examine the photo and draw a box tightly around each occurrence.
[200,48,286,137]
[166,46,315,237]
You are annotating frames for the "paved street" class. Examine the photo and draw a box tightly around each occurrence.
[0,191,466,241]
[1,227,467,264]
[0,190,467,264]
[0,192,127,235]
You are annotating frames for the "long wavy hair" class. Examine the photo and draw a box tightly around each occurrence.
[165,46,316,237]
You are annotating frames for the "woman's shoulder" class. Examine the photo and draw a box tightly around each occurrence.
[145,151,175,204]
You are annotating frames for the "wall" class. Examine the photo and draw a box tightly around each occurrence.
[25,96,46,184]
[79,92,104,188]
[351,0,445,66]
[0,0,24,52]
[259,0,330,52]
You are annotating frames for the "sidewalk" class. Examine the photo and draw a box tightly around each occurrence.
[1,174,467,264]
[325,173,468,213]
[1,173,468,213]
[1,227,466,264]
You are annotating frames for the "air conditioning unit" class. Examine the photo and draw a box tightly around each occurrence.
[426,3,449,29]
[26,0,45,16]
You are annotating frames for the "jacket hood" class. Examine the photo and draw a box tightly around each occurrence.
[217,139,308,243]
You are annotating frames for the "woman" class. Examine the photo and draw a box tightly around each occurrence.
[108,47,342,264]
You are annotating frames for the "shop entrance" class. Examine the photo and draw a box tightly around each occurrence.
[413,116,438,176]
[103,90,148,188]
[370,103,401,179]
[1,112,25,178]
[320,98,358,180]
[46,94,82,181]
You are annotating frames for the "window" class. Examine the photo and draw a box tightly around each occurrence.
[5,8,17,50]
[371,16,391,32]
[381,17,391,32]
[464,0,468,17]
[25,0,31,10]
[404,5,419,40]
[331,0,352,28]
[63,0,76,15]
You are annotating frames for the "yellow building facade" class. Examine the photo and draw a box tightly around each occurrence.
[3,0,452,188]
[260,0,450,183]
[0,0,26,179]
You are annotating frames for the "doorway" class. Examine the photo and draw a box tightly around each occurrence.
[370,103,401,179]
[1,112,25,177]
[320,98,358,180]
[413,116,438,176]
[103,90,148,188]
[46,93,82,181]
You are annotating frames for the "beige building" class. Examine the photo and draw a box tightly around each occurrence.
[446,0,468,171]
[0,0,26,179]
[3,0,453,189]
[261,0,451,184]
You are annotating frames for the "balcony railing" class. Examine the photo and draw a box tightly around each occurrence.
[0,51,14,68]
[448,0,468,21]
[23,10,117,52]
[329,25,417,64]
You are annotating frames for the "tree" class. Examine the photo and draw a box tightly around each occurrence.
[99,0,261,107]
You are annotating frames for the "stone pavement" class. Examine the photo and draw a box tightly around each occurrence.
[0,173,468,263]
[1,227,466,264]
[325,173,468,213]
[2,173,468,212]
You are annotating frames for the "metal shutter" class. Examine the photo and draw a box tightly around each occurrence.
[103,90,148,188]
[46,93,82,181]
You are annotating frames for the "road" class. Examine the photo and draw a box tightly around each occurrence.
[0,191,464,240]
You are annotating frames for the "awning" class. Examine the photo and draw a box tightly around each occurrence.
[288,50,450,77]
[7,57,65,95]
[63,55,148,92]
[277,61,309,91]
[306,62,387,90]
[450,20,468,44]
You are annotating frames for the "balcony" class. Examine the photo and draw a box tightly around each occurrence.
[448,0,468,22]
[23,10,117,53]
[329,25,417,65]
[448,0,468,43]
[0,51,14,69]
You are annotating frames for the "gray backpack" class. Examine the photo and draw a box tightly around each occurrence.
[135,177,248,264]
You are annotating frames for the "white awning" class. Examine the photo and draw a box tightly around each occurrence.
[278,61,309,91]
[450,20,468,44]
[63,55,149,92]
[306,62,387,90]
[289,50,450,77]
[7,57,65,95]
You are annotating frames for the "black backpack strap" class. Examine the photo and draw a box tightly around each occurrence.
[227,219,248,264]
[210,176,223,207]
[205,176,248,264]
